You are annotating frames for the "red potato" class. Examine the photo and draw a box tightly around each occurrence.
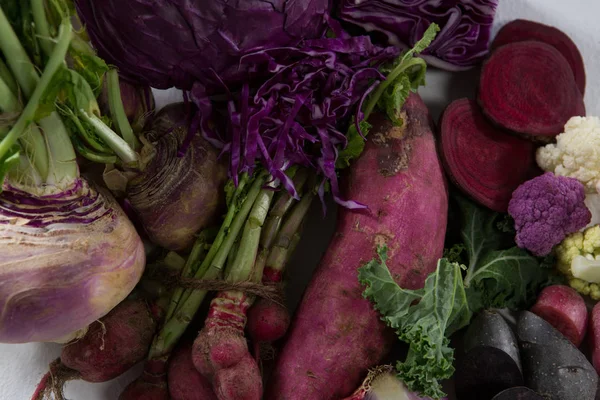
[589,302,600,374]
[168,342,217,400]
[478,41,585,140]
[265,93,448,399]
[530,285,588,347]
[491,19,586,95]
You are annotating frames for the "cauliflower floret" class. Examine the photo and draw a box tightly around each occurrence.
[537,116,600,193]
[556,225,600,299]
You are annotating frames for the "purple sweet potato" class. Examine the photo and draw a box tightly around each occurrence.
[478,41,585,140]
[491,19,586,94]
[439,98,537,212]
[168,342,217,400]
[530,285,588,347]
[265,93,448,399]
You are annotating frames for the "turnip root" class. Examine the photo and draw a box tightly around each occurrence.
[478,41,585,139]
[31,298,157,400]
[126,103,227,251]
[266,93,448,399]
[530,285,588,346]
[491,19,586,94]
[61,299,156,382]
[439,98,537,212]
[168,342,217,400]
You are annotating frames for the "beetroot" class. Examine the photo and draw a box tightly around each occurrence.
[61,299,156,382]
[265,93,448,399]
[247,299,290,343]
[478,41,585,139]
[530,285,588,347]
[491,19,586,94]
[119,358,170,400]
[439,98,536,212]
[168,342,217,400]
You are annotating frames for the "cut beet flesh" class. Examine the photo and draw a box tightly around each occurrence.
[478,41,585,139]
[439,98,536,212]
[491,19,586,95]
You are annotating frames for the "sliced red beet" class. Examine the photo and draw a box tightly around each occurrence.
[439,98,536,212]
[530,285,588,347]
[491,19,586,95]
[478,41,585,139]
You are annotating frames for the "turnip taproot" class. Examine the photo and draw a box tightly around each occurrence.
[530,285,588,346]
[478,41,585,139]
[266,93,448,399]
[168,342,217,400]
[439,98,537,212]
[491,19,586,94]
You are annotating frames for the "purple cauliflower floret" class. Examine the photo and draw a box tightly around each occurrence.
[508,172,591,256]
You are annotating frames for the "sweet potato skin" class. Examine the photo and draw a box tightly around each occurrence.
[266,93,448,399]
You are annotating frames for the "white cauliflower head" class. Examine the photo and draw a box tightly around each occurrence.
[537,116,600,193]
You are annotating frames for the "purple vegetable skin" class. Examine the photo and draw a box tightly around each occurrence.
[127,103,227,251]
[337,0,499,71]
[0,179,145,343]
[75,0,330,91]
[508,172,591,256]
[98,76,155,133]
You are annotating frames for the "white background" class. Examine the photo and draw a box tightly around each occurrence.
[1,1,599,399]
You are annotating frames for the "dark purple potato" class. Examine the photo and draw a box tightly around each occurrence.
[455,310,523,400]
[127,103,227,251]
[491,387,545,400]
[517,311,598,400]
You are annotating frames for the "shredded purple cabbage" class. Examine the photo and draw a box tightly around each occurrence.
[190,31,398,208]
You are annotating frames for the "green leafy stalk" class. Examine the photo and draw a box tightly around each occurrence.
[149,172,268,359]
[359,249,471,399]
[0,58,18,96]
[79,109,139,164]
[106,69,139,150]
[0,73,19,112]
[0,19,72,169]
[31,0,54,57]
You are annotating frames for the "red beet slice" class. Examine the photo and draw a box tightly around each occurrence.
[491,19,586,95]
[439,98,536,212]
[479,41,585,139]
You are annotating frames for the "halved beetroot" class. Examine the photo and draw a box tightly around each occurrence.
[439,98,537,212]
[479,41,585,140]
[491,19,586,95]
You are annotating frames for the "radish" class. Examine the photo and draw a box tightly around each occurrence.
[439,98,537,212]
[478,41,585,139]
[491,19,586,94]
[266,93,448,399]
[168,342,217,400]
[530,285,588,346]
[31,299,157,399]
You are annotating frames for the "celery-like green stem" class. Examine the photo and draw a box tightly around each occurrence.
[79,110,139,165]
[266,188,315,274]
[0,22,72,168]
[148,172,268,359]
[106,69,139,150]
[164,228,219,321]
[31,0,54,57]
[261,169,309,250]
[0,59,18,96]
[0,13,77,184]
[362,57,426,122]
[0,75,50,182]
[0,8,39,97]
